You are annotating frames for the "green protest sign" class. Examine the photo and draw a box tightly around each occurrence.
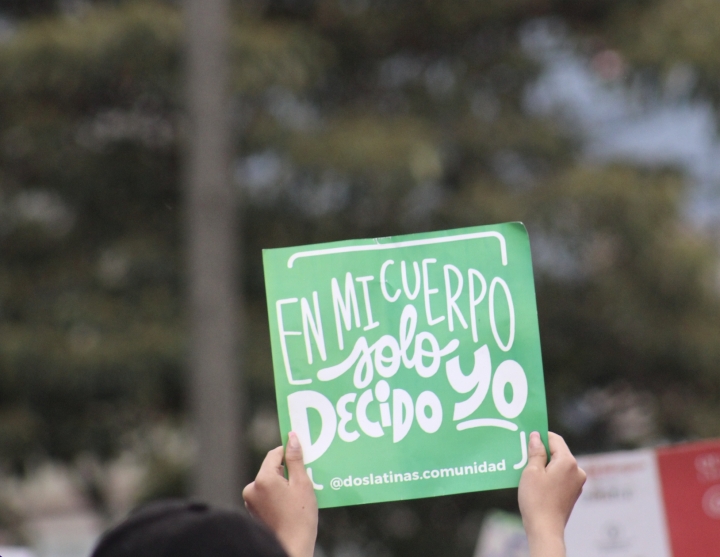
[263,222,548,508]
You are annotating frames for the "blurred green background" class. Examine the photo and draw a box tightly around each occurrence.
[0,0,719,555]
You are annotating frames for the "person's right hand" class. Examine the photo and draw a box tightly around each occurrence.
[518,431,586,557]
[243,432,318,557]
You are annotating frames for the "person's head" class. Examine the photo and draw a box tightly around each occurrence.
[91,499,288,557]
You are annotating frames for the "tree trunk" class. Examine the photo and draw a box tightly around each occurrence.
[184,0,245,506]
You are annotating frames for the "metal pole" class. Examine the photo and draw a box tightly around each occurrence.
[184,0,244,506]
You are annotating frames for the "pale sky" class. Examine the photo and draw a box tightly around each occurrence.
[522,18,720,230]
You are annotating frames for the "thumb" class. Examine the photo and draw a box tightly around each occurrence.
[526,431,548,470]
[285,431,309,483]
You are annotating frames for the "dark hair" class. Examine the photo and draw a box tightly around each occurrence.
[91,500,288,557]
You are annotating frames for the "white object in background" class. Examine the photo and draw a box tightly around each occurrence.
[474,510,529,557]
[24,511,102,557]
[0,547,37,557]
[565,449,671,557]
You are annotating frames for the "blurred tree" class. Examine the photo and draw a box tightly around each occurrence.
[0,0,719,554]
[610,0,720,101]
[0,1,331,477]
[0,0,56,18]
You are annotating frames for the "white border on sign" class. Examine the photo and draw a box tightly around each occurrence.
[286,231,508,268]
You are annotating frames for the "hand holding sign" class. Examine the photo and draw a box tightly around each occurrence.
[243,433,318,557]
[519,432,587,557]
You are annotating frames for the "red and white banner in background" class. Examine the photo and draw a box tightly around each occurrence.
[565,439,720,557]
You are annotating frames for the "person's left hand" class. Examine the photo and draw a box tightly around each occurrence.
[243,432,318,557]
[518,431,586,557]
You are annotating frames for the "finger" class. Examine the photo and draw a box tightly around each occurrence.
[258,446,286,478]
[242,482,257,512]
[548,432,572,459]
[285,431,310,485]
[525,431,548,470]
[242,481,254,499]
[579,466,587,481]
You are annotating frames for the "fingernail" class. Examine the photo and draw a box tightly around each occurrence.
[288,431,300,449]
[529,431,542,449]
